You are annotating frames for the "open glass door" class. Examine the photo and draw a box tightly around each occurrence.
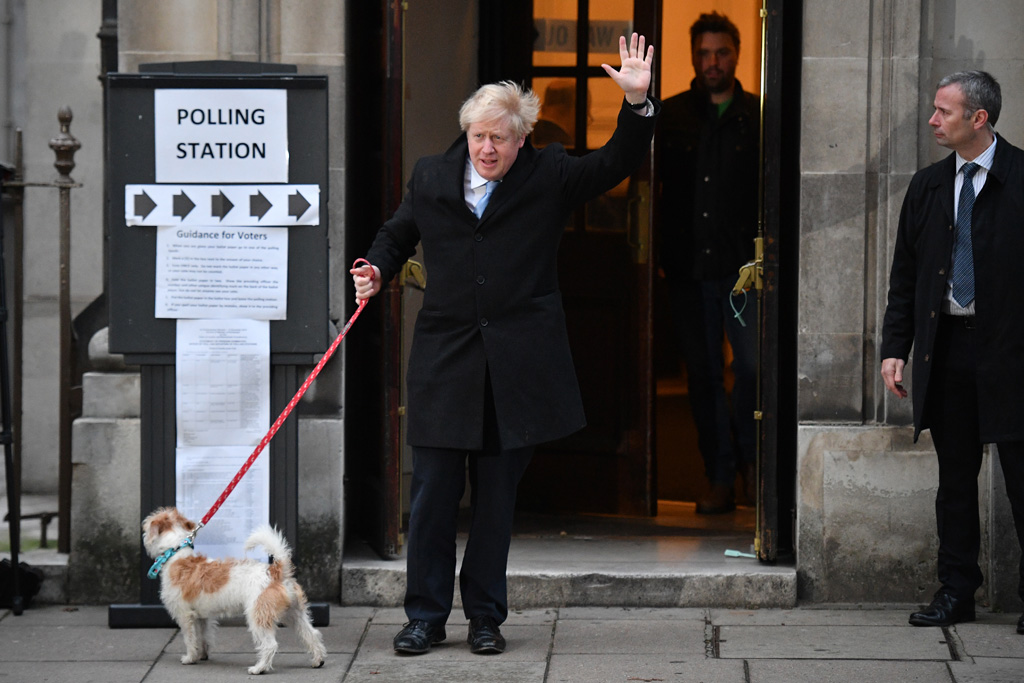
[651,0,790,562]
[498,0,659,517]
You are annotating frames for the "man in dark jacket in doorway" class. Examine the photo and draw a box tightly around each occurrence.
[881,70,1024,634]
[657,11,759,514]
[351,34,658,655]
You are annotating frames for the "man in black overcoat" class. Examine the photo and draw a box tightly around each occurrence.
[351,34,659,655]
[881,70,1024,633]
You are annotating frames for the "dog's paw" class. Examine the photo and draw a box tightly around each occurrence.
[180,654,200,665]
[312,656,325,669]
[247,665,269,675]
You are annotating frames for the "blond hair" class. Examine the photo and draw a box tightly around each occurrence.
[459,80,541,140]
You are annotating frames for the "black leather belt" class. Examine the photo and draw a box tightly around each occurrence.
[943,314,976,330]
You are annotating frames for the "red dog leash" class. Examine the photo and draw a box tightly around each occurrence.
[187,258,374,542]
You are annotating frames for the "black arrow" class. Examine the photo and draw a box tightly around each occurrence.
[288,191,311,220]
[250,190,272,220]
[134,190,157,219]
[173,191,196,220]
[211,191,234,221]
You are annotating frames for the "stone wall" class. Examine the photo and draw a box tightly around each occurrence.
[796,0,1024,609]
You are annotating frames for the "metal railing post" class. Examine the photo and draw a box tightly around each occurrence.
[49,107,81,555]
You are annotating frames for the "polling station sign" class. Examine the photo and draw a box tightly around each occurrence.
[154,89,288,183]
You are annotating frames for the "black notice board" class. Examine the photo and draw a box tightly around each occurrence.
[105,73,330,357]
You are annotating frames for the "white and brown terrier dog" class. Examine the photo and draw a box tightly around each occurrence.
[142,507,327,675]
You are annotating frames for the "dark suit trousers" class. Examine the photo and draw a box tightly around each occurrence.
[927,314,1024,601]
[403,378,533,627]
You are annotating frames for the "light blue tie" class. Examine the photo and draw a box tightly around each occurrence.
[951,162,980,307]
[475,180,498,219]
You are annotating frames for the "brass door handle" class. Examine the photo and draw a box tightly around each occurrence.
[732,237,763,295]
[399,259,426,290]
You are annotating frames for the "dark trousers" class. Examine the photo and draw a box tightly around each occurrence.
[403,384,533,627]
[667,274,757,485]
[926,314,1024,601]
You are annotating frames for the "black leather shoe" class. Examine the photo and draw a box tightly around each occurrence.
[908,592,975,627]
[1017,613,1024,634]
[696,484,736,514]
[467,615,506,654]
[393,619,445,654]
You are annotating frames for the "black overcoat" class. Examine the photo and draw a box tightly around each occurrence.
[656,79,760,280]
[881,134,1024,442]
[365,100,660,450]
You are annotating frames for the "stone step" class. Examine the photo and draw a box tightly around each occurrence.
[341,560,798,609]
[341,505,798,610]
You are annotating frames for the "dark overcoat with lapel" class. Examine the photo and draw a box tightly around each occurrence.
[366,100,659,451]
[881,134,1024,442]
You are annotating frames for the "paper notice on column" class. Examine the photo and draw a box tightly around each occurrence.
[175,319,271,560]
[175,445,269,562]
[155,225,288,320]
[176,318,270,448]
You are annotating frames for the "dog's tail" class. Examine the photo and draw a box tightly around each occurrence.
[245,525,294,577]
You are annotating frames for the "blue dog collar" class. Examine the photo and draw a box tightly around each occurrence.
[147,536,194,579]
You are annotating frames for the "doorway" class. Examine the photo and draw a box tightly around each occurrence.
[652,1,763,510]
[344,0,799,563]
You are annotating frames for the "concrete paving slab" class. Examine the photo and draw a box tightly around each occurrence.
[505,608,559,624]
[710,607,912,626]
[0,624,175,661]
[552,618,707,655]
[559,606,706,621]
[0,603,108,626]
[547,654,745,682]
[747,660,953,683]
[144,651,350,682]
[948,657,1024,683]
[0,661,154,683]
[369,606,410,624]
[162,618,367,655]
[953,622,1024,658]
[332,605,377,619]
[353,622,553,662]
[718,625,952,660]
[343,660,548,682]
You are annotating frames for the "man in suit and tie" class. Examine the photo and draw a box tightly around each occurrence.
[881,70,1024,632]
[351,34,658,655]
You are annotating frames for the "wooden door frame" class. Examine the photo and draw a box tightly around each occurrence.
[343,0,404,560]
[757,0,801,561]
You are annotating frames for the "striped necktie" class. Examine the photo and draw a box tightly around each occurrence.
[951,162,980,308]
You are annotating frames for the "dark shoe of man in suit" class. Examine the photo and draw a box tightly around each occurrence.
[468,615,506,654]
[1017,614,1024,634]
[696,483,736,514]
[393,619,446,654]
[908,591,975,627]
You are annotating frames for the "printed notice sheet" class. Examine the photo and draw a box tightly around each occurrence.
[175,319,271,559]
[155,225,288,320]
[175,445,269,561]
[176,319,270,448]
